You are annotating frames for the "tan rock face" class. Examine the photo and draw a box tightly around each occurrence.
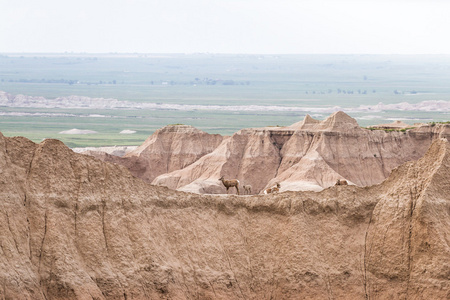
[152,112,450,194]
[362,138,450,299]
[1,131,450,299]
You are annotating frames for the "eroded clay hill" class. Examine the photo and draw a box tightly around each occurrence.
[0,131,449,299]
[86,124,224,183]
[151,112,449,194]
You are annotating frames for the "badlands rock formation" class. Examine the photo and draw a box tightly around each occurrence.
[152,112,449,194]
[0,131,449,299]
[85,124,224,183]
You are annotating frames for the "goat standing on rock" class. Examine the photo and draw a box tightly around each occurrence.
[219,176,240,195]
[243,185,252,195]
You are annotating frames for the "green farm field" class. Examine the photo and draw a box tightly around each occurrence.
[1,53,449,147]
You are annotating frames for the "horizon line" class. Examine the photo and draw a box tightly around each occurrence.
[2,52,450,56]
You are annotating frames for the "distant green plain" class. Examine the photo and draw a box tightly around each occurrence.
[1,53,449,147]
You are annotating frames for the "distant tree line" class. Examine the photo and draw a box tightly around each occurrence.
[393,90,421,95]
[0,78,249,86]
[193,78,250,85]
[304,88,424,95]
[305,89,376,95]
[1,78,117,85]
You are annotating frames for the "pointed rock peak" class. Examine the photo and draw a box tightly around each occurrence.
[288,114,320,129]
[326,111,357,124]
[317,111,359,131]
[303,114,320,125]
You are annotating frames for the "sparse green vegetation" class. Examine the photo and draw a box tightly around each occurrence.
[365,127,415,133]
[429,121,450,126]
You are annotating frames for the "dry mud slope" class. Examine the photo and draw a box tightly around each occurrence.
[0,131,449,299]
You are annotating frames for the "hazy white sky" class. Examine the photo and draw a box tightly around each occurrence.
[1,0,450,54]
